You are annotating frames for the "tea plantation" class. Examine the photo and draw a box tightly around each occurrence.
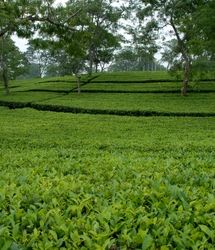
[0,71,215,249]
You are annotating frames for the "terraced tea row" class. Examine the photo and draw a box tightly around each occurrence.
[0,91,215,115]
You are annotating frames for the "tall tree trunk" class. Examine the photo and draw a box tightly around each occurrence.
[2,65,9,95]
[170,17,191,96]
[76,74,81,94]
[1,36,9,94]
[95,62,98,73]
[181,60,191,96]
[38,61,43,78]
[89,59,93,76]
[88,49,93,76]
[100,62,105,72]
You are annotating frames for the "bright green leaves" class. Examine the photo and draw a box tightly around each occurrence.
[0,108,215,248]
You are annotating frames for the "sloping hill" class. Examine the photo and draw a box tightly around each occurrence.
[0,71,215,116]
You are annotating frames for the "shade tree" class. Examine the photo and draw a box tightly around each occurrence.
[0,37,28,94]
[0,0,81,93]
[131,0,211,95]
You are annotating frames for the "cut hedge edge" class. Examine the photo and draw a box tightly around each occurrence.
[0,100,215,117]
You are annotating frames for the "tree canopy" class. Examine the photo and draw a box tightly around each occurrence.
[0,0,214,95]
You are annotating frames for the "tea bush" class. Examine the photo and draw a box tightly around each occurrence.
[0,108,215,249]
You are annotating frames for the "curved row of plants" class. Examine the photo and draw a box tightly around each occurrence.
[0,100,215,117]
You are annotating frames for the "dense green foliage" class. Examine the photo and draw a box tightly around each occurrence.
[0,37,28,79]
[0,107,215,249]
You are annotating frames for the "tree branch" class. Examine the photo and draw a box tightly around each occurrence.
[170,16,190,63]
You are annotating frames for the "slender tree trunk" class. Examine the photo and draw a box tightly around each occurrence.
[2,65,9,95]
[88,49,93,76]
[181,60,191,96]
[100,62,105,72]
[170,17,191,96]
[38,62,43,78]
[89,59,93,76]
[1,36,9,95]
[76,74,81,94]
[95,62,99,73]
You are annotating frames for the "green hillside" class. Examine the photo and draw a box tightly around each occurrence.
[0,72,215,249]
[0,72,215,115]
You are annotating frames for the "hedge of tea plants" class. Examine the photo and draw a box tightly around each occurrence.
[0,108,215,249]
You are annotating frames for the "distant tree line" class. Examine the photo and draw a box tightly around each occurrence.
[109,47,166,72]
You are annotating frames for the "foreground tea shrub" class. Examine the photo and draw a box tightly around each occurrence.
[0,108,215,249]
